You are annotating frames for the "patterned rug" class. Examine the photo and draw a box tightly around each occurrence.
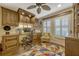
[19,43,65,56]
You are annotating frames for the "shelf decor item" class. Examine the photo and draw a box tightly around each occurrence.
[23,28,31,32]
[3,26,11,35]
[3,26,11,31]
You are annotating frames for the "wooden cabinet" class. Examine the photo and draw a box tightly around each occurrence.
[65,37,79,56]
[74,4,79,37]
[20,15,30,23]
[18,8,36,24]
[2,7,19,26]
[1,35,19,56]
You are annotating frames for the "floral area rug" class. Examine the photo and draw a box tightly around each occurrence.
[20,43,65,56]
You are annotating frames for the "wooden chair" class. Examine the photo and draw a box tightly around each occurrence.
[41,33,51,43]
[41,33,51,46]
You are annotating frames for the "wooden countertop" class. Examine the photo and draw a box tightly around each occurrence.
[3,34,19,36]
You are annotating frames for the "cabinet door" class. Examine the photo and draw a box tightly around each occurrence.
[14,13,19,26]
[2,7,19,26]
[2,8,8,25]
[11,11,19,25]
[7,10,12,24]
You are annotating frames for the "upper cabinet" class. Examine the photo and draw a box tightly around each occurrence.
[18,8,36,24]
[2,7,19,26]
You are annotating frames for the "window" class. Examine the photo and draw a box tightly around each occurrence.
[54,14,71,37]
[54,17,61,36]
[43,20,51,32]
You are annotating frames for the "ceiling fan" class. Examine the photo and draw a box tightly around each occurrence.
[27,3,51,14]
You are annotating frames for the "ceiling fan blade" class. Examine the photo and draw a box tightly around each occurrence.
[37,7,41,14]
[41,5,51,10]
[41,3,46,4]
[27,5,36,9]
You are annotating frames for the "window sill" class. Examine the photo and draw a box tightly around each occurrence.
[54,35,65,40]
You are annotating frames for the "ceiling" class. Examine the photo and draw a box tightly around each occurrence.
[0,3,73,18]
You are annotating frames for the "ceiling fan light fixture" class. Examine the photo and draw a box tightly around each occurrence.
[57,4,62,7]
[22,12,25,15]
[37,7,41,14]
[28,15,31,17]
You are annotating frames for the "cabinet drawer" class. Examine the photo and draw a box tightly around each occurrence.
[5,37,18,42]
[5,44,17,51]
[2,48,17,56]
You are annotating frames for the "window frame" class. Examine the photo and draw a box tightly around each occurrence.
[43,19,51,33]
[54,14,71,37]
